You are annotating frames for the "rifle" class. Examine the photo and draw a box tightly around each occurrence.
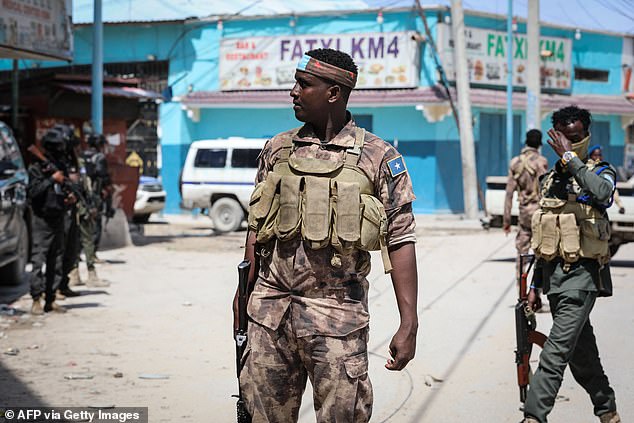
[234,260,252,423]
[27,144,86,205]
[515,254,547,403]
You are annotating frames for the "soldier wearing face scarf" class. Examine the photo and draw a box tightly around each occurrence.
[522,106,620,423]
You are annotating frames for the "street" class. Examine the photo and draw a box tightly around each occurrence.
[1,216,632,423]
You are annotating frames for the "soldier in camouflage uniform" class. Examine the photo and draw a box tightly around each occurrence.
[503,129,548,275]
[234,49,419,422]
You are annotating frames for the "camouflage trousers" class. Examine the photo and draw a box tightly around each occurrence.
[242,319,372,423]
[516,203,539,277]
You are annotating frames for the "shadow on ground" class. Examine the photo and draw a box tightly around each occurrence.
[0,361,48,407]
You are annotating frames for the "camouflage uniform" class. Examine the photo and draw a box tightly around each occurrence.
[242,116,416,423]
[504,147,548,271]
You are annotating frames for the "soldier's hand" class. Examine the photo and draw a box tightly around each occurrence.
[527,288,542,312]
[51,170,65,184]
[503,223,511,235]
[385,324,417,371]
[64,193,77,205]
[546,129,573,158]
[619,207,625,214]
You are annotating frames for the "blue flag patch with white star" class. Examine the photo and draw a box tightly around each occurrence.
[387,155,407,177]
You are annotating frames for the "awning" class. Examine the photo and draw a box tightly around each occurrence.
[56,83,163,100]
[181,85,634,115]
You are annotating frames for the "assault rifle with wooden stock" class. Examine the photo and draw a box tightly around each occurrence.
[515,253,547,404]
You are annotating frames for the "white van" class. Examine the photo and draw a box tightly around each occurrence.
[180,137,266,232]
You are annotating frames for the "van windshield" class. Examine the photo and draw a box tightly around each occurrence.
[194,149,227,168]
[231,149,260,168]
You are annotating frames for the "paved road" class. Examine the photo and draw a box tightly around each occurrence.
[1,217,632,422]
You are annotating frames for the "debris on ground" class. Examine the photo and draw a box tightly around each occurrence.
[3,347,20,356]
[138,373,170,380]
[64,373,95,380]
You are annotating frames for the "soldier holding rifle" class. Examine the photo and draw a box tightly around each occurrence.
[522,106,620,423]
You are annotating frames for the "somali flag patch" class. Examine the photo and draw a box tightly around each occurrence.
[387,155,407,177]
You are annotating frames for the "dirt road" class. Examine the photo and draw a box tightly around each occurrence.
[1,216,632,422]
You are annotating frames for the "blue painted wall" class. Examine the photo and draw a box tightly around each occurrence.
[1,8,628,214]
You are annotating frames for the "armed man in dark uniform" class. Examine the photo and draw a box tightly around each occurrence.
[523,106,620,423]
[28,127,76,314]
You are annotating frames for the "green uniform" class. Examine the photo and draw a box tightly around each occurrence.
[525,156,617,422]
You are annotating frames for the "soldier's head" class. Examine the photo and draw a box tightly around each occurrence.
[41,127,67,158]
[87,133,106,150]
[589,145,603,162]
[290,48,358,125]
[525,129,542,148]
[551,105,592,159]
[52,124,80,152]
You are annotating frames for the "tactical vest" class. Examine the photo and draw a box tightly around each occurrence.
[247,127,393,273]
[530,162,612,267]
[512,150,539,203]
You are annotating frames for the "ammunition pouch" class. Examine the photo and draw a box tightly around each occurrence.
[531,198,610,266]
[247,127,393,272]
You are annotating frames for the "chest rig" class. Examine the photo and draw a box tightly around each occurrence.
[530,161,612,268]
[248,127,392,273]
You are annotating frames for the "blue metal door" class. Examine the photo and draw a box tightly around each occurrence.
[477,113,522,185]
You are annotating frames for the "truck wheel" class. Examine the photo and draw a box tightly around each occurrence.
[0,217,29,286]
[210,198,244,233]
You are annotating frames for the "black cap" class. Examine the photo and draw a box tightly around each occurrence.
[41,128,66,145]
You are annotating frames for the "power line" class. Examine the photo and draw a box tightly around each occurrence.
[574,0,607,29]
[593,0,634,23]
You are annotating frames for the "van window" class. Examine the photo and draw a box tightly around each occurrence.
[194,149,227,168]
[231,149,260,168]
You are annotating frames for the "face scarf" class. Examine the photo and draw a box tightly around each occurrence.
[571,135,591,161]
[296,54,357,89]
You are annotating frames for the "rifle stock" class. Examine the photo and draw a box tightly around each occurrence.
[515,253,547,404]
[234,260,252,423]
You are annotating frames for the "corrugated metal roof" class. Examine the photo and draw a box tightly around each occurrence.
[57,83,163,100]
[180,86,634,115]
[72,0,369,24]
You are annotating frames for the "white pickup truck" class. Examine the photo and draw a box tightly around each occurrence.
[485,176,634,256]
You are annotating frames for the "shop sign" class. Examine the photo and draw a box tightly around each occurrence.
[0,0,73,61]
[437,23,572,90]
[219,31,420,91]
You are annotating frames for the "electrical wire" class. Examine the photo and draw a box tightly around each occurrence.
[574,0,607,29]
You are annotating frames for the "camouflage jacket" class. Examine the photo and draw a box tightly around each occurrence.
[247,115,417,337]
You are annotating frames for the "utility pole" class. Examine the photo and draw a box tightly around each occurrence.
[451,0,479,219]
[92,0,103,134]
[11,59,19,136]
[506,0,514,163]
[526,0,541,130]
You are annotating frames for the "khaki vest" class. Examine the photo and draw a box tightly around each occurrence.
[530,163,611,266]
[512,150,539,203]
[248,128,393,273]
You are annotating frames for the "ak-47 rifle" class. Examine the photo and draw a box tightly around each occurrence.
[27,144,85,204]
[515,253,547,403]
[233,260,252,423]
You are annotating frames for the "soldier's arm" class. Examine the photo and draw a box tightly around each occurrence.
[386,241,418,371]
[27,165,53,200]
[566,158,615,204]
[503,168,517,228]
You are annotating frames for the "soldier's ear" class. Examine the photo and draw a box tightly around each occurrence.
[327,85,342,104]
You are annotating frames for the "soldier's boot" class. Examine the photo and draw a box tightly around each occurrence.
[58,287,81,298]
[599,411,621,423]
[521,418,540,423]
[31,297,44,316]
[68,267,85,287]
[87,269,110,287]
[55,290,66,301]
[44,301,67,314]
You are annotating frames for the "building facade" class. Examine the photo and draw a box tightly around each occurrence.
[3,6,633,214]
